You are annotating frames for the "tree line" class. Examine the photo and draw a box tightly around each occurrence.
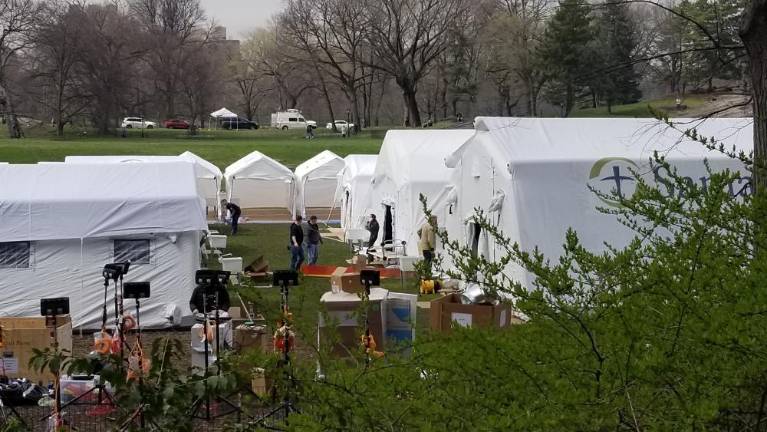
[0,0,762,140]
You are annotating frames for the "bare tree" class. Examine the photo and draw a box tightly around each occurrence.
[0,0,39,138]
[363,0,467,127]
[283,0,368,131]
[128,0,206,120]
[32,1,91,136]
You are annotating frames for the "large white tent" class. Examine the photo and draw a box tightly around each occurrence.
[0,162,207,329]
[63,153,223,213]
[224,150,295,212]
[335,154,377,237]
[368,129,475,256]
[444,117,753,288]
[293,150,345,218]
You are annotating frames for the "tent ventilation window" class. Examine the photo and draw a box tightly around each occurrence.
[469,223,481,258]
[0,242,31,269]
[114,239,151,264]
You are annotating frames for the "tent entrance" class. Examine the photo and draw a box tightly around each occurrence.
[469,222,482,257]
[383,205,393,247]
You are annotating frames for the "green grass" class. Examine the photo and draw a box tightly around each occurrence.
[210,223,428,351]
[571,95,707,118]
[0,127,383,168]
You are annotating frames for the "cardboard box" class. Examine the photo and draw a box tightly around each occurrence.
[330,267,363,294]
[430,294,513,333]
[0,315,72,383]
[319,290,385,356]
[251,369,272,397]
[234,325,267,352]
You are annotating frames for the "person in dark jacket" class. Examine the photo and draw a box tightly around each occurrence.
[365,214,379,250]
[223,200,242,235]
[306,215,323,264]
[289,215,305,272]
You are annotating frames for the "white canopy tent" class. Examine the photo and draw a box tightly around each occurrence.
[293,150,345,218]
[63,153,223,213]
[224,150,296,212]
[335,154,377,237]
[210,107,237,118]
[0,162,207,329]
[367,129,474,256]
[444,117,753,288]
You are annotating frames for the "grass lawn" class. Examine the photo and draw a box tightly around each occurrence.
[0,126,384,168]
[209,223,430,352]
[571,95,706,118]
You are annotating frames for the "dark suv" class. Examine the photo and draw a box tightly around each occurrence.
[221,117,259,130]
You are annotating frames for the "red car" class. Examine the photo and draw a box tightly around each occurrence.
[162,118,190,129]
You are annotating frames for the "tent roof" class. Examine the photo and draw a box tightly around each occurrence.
[210,107,238,118]
[447,117,753,168]
[64,154,222,180]
[338,154,377,185]
[0,162,207,242]
[373,129,474,188]
[224,150,294,180]
[294,150,344,180]
[179,151,223,179]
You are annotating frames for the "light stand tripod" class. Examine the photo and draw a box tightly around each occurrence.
[276,270,299,420]
[118,281,151,430]
[39,297,69,429]
[190,270,240,421]
[359,270,381,366]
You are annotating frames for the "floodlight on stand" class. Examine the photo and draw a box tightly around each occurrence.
[195,269,230,286]
[102,261,130,280]
[124,282,150,299]
[272,270,299,287]
[40,297,70,316]
[360,269,380,287]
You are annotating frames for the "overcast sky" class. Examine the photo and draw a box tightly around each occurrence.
[200,0,285,39]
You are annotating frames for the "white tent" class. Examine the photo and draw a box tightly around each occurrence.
[63,153,223,212]
[210,107,238,118]
[368,129,474,256]
[0,162,207,329]
[335,154,377,236]
[444,117,753,288]
[293,150,345,218]
[224,150,296,212]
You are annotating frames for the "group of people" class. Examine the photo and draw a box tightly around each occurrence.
[363,213,437,274]
[289,214,324,272]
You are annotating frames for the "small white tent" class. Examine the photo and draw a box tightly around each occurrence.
[336,154,377,236]
[63,153,223,213]
[293,150,345,218]
[368,129,474,256]
[224,151,295,212]
[210,107,237,118]
[445,117,753,288]
[0,162,207,329]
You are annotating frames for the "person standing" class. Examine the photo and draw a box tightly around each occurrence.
[417,216,437,274]
[223,200,242,235]
[365,214,379,250]
[305,123,314,139]
[306,215,322,265]
[289,215,305,272]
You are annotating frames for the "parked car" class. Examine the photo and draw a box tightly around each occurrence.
[121,117,156,129]
[326,120,354,130]
[271,109,317,130]
[162,118,190,129]
[220,117,259,130]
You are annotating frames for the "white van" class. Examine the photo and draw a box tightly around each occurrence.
[270,109,317,130]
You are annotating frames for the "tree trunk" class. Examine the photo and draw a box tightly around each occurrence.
[403,89,421,127]
[740,0,767,190]
[0,82,22,139]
